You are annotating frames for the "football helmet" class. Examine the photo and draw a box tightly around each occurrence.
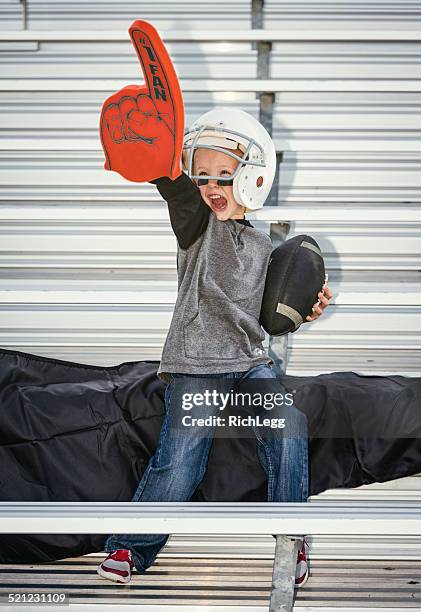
[183,107,277,210]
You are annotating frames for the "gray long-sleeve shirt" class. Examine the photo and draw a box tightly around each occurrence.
[152,172,273,384]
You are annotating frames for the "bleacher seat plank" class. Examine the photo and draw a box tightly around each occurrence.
[0,30,420,42]
[2,501,421,535]
[1,554,421,610]
[2,78,420,92]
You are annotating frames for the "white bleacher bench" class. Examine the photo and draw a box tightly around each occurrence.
[2,500,421,612]
[1,29,420,42]
[2,78,420,93]
[1,29,420,95]
[252,207,421,225]
[2,205,419,224]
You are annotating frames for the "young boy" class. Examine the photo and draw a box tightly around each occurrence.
[97,107,331,588]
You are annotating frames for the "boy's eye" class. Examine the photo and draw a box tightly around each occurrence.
[196,172,208,186]
[194,169,234,187]
[197,170,231,176]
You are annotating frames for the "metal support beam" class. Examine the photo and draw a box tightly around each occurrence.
[261,94,281,208]
[19,0,27,30]
[269,536,301,611]
[253,2,279,206]
[251,0,264,32]
[253,0,273,135]
[268,222,290,376]
[266,150,282,208]
[251,0,291,373]
[268,335,288,377]
[257,43,272,81]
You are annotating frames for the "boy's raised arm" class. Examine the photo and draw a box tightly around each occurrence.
[150,172,211,250]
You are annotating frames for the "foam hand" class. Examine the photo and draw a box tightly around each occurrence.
[99,20,184,182]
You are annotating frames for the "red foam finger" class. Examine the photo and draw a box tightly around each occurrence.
[99,20,184,183]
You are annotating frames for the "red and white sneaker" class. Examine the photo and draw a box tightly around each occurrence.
[97,549,134,584]
[294,537,310,588]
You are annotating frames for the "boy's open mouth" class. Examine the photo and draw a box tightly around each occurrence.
[208,194,228,211]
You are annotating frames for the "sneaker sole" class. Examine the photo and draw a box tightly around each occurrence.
[295,569,309,588]
[97,564,131,584]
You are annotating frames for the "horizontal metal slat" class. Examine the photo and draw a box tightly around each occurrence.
[0,204,420,223]
[1,501,421,535]
[2,78,421,92]
[0,29,420,41]
[0,283,419,306]
[0,53,257,81]
[0,345,417,376]
[284,347,421,377]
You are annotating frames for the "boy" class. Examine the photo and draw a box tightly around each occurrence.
[97,107,332,587]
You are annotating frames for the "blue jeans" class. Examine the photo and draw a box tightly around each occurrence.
[104,363,309,573]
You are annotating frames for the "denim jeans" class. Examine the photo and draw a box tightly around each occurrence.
[104,363,309,573]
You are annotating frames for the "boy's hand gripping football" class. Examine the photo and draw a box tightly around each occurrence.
[99,20,184,183]
[306,273,333,322]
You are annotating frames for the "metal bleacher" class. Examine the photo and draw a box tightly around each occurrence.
[0,0,421,609]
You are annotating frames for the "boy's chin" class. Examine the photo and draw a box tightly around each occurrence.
[211,208,230,221]
[214,206,241,221]
[218,213,235,222]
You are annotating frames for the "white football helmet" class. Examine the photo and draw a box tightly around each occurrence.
[183,107,277,211]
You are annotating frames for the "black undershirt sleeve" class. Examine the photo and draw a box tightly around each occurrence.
[150,172,211,250]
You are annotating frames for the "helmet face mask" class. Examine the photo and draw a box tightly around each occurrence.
[183,108,277,210]
[184,140,246,187]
